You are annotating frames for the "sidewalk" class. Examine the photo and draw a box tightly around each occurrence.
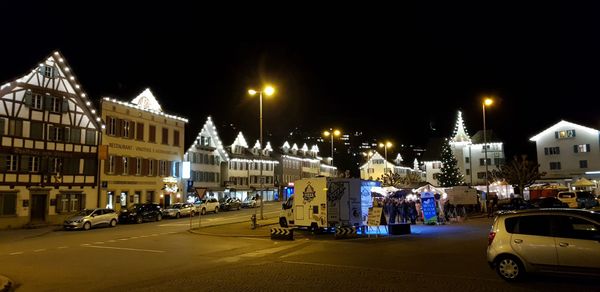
[188,216,279,237]
[0,225,61,245]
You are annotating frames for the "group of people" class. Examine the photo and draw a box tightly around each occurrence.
[381,197,421,224]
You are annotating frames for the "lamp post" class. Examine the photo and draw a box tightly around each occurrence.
[323,129,341,166]
[482,98,493,213]
[248,85,275,220]
[248,85,275,147]
[379,142,392,175]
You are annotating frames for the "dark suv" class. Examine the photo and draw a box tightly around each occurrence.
[118,203,163,223]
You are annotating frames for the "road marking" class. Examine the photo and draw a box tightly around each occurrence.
[118,238,128,241]
[215,242,303,263]
[57,246,68,249]
[93,242,104,244]
[151,234,159,236]
[129,236,139,239]
[9,252,24,255]
[158,211,280,227]
[107,240,117,243]
[83,245,165,253]
[81,243,91,246]
[33,249,46,252]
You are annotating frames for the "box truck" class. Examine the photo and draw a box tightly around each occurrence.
[279,177,379,231]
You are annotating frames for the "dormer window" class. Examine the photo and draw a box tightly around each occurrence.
[41,66,55,78]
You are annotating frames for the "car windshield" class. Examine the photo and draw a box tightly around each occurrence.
[76,209,94,216]
[127,204,142,211]
[170,204,182,209]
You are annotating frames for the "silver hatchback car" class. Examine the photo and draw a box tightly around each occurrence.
[487,209,600,281]
[64,208,118,230]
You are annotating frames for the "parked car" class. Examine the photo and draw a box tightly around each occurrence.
[529,196,569,208]
[119,203,163,223]
[163,203,195,218]
[557,191,578,208]
[194,197,220,215]
[575,191,599,209]
[64,208,118,230]
[219,197,242,211]
[487,208,600,281]
[496,198,533,212]
[242,195,261,208]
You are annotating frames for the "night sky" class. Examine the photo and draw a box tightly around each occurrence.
[1,2,598,166]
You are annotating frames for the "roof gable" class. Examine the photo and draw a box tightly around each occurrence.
[529,120,599,141]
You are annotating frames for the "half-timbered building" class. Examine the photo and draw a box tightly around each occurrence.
[0,51,103,228]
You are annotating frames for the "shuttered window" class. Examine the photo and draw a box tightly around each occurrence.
[174,130,180,147]
[162,128,169,145]
[85,130,95,145]
[0,192,17,216]
[136,123,144,141]
[56,193,85,213]
[149,125,156,143]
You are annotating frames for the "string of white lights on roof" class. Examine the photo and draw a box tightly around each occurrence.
[102,97,188,122]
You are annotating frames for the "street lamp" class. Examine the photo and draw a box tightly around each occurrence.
[248,85,275,220]
[482,97,493,213]
[248,85,275,147]
[323,129,341,166]
[378,142,392,174]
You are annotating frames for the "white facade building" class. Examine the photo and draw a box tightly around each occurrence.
[449,111,506,186]
[530,120,600,179]
[359,151,424,182]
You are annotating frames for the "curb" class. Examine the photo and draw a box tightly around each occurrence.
[187,221,280,238]
[0,275,12,292]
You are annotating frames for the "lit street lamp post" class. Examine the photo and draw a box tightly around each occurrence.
[248,85,275,220]
[379,141,392,175]
[323,129,341,166]
[482,98,493,213]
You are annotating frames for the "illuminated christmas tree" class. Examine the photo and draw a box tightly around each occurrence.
[439,138,464,186]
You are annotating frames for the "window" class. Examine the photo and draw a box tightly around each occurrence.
[465,169,470,175]
[493,158,503,166]
[42,66,54,78]
[433,173,440,180]
[162,128,169,145]
[108,156,115,174]
[0,192,17,216]
[50,96,61,112]
[28,156,40,172]
[49,158,62,174]
[62,158,80,174]
[122,157,128,175]
[174,130,180,147]
[580,160,588,168]
[107,117,117,136]
[3,155,18,172]
[122,120,130,138]
[574,144,591,153]
[148,160,154,176]
[159,160,165,176]
[465,157,470,163]
[479,158,491,166]
[136,123,144,141]
[149,125,156,143]
[174,161,180,177]
[57,193,84,213]
[136,158,142,175]
[8,120,23,137]
[555,130,576,139]
[48,125,63,141]
[477,172,486,179]
[32,93,43,110]
[514,215,553,236]
[544,147,560,155]
[550,162,561,170]
[554,216,600,240]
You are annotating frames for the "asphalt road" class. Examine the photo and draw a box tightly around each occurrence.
[1,208,598,291]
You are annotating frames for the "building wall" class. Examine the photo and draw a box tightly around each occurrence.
[423,161,442,185]
[534,124,600,178]
[462,143,505,185]
[99,100,185,210]
[0,53,101,229]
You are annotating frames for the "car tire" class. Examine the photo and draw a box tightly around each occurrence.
[175,212,180,219]
[201,208,206,215]
[214,207,219,214]
[109,219,117,227]
[136,216,143,224]
[237,205,240,211]
[495,255,525,281]
[157,213,162,221]
[83,222,91,231]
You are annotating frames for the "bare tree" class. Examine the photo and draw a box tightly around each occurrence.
[490,155,546,196]
[381,171,422,188]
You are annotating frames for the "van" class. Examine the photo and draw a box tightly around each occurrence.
[557,191,577,208]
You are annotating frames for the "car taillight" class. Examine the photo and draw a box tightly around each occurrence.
[488,231,496,246]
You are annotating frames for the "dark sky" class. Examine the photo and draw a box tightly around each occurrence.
[1,2,598,163]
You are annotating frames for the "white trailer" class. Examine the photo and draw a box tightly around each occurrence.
[279,177,377,231]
